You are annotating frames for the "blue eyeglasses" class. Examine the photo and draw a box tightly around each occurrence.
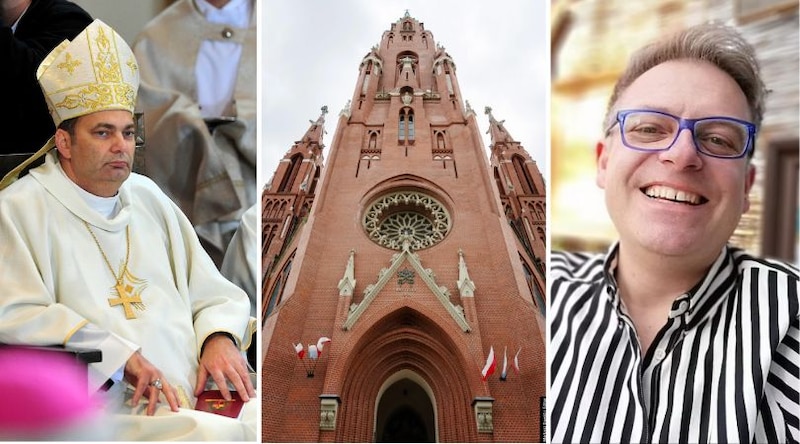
[605,109,757,159]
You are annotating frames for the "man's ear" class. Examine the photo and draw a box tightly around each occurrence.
[54,128,71,159]
[742,162,756,213]
[595,140,609,189]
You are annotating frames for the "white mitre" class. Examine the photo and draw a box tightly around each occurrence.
[38,19,139,126]
[0,19,139,190]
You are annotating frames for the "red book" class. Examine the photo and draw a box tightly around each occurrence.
[194,390,245,418]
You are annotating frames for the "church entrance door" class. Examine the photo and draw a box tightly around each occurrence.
[375,376,436,442]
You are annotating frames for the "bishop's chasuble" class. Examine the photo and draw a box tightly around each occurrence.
[0,151,256,440]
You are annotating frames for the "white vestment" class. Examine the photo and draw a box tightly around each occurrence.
[221,203,258,317]
[0,151,256,440]
[132,0,257,266]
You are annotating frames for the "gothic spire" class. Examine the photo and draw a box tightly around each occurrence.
[485,106,514,146]
[302,105,328,144]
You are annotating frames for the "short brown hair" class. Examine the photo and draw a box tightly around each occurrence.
[605,23,767,137]
[58,118,78,136]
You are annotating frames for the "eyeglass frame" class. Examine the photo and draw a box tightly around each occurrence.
[604,109,757,159]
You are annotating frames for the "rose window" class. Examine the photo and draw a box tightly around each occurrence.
[363,191,451,250]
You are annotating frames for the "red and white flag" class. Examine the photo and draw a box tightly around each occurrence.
[513,347,521,374]
[294,343,305,359]
[317,337,331,355]
[481,346,496,381]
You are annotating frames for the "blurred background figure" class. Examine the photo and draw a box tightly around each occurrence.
[221,202,257,369]
[221,202,257,317]
[0,347,114,441]
[132,0,257,268]
[0,0,92,155]
[550,0,799,263]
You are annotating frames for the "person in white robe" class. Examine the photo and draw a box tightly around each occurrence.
[0,19,256,441]
[221,202,258,369]
[221,202,258,317]
[132,0,257,268]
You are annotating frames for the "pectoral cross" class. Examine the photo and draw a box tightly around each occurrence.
[109,281,143,319]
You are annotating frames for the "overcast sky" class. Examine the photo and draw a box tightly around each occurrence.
[258,1,548,189]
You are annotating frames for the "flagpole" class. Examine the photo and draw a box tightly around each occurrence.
[480,361,491,394]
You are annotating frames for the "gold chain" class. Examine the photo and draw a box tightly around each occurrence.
[82,220,130,284]
[82,220,144,320]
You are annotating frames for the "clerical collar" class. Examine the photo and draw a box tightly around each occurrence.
[196,0,250,27]
[68,179,120,219]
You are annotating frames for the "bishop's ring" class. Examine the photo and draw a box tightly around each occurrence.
[150,378,163,390]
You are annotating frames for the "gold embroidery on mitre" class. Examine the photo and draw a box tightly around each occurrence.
[115,83,136,109]
[92,26,122,83]
[56,84,114,112]
[36,19,140,126]
[126,58,138,75]
[57,53,81,75]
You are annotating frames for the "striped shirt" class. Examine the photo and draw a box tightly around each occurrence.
[550,244,799,443]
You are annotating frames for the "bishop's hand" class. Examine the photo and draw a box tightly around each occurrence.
[124,350,180,415]
[195,333,255,402]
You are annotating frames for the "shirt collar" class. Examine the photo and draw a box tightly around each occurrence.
[195,0,251,27]
[10,2,31,33]
[67,177,120,219]
[602,242,736,326]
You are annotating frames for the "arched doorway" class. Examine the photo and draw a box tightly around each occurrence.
[375,371,436,442]
[336,307,475,442]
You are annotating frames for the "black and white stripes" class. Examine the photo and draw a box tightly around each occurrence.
[549,245,799,444]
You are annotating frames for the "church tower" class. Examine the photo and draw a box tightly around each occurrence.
[262,12,547,442]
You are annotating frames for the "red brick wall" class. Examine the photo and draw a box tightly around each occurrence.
[262,14,546,442]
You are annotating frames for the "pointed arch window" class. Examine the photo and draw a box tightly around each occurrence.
[494,167,506,197]
[398,108,414,143]
[264,255,294,321]
[262,224,277,256]
[308,167,321,195]
[512,155,538,195]
[363,129,382,153]
[535,202,545,220]
[521,259,546,317]
[278,154,303,193]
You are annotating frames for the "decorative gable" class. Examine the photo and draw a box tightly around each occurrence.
[342,241,470,332]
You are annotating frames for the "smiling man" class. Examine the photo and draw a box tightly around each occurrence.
[550,23,799,444]
[0,20,256,440]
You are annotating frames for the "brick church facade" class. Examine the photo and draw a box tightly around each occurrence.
[261,12,547,442]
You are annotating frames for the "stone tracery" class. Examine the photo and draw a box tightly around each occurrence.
[363,191,451,250]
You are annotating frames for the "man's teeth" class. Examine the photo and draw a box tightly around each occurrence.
[644,185,701,205]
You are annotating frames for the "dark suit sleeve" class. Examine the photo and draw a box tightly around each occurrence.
[0,0,92,154]
[1,0,93,82]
